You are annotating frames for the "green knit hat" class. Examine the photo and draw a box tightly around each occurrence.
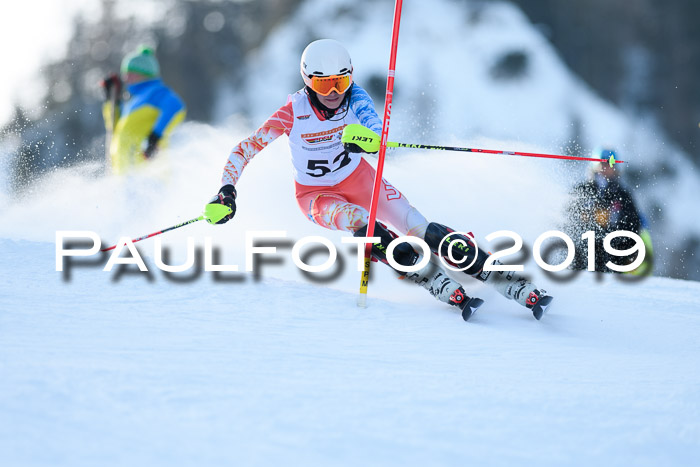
[121,45,160,78]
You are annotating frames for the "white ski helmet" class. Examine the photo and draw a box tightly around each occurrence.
[300,39,353,94]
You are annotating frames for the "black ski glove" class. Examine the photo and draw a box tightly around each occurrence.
[344,142,378,154]
[100,73,122,101]
[208,184,237,224]
[143,132,160,159]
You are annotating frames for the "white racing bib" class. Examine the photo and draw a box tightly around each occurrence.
[288,90,363,186]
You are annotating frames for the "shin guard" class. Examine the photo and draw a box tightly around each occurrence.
[354,222,418,271]
[424,222,490,277]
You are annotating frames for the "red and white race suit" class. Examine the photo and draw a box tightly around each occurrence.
[221,84,428,236]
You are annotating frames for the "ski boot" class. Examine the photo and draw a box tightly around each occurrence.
[402,262,484,321]
[424,222,554,320]
[477,271,553,320]
[355,222,484,321]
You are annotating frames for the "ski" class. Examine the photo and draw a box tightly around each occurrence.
[530,295,554,320]
[459,296,485,321]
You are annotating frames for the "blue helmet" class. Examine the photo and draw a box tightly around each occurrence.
[589,147,619,176]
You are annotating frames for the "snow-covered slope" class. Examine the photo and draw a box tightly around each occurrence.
[1,119,700,465]
[1,0,700,464]
[2,235,700,466]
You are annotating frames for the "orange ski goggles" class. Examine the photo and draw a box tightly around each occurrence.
[304,73,353,96]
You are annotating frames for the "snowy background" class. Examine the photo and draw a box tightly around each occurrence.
[1,0,700,466]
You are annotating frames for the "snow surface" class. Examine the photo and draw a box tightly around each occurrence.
[2,119,700,466]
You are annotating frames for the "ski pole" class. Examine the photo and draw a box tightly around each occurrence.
[100,203,232,252]
[99,74,121,174]
[388,141,623,166]
[342,124,624,167]
[358,0,404,308]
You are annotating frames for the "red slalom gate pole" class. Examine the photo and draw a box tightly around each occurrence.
[357,0,404,307]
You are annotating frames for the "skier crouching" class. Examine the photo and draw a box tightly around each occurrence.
[207,39,552,320]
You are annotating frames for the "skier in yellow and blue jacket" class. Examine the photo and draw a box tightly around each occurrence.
[101,46,186,174]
